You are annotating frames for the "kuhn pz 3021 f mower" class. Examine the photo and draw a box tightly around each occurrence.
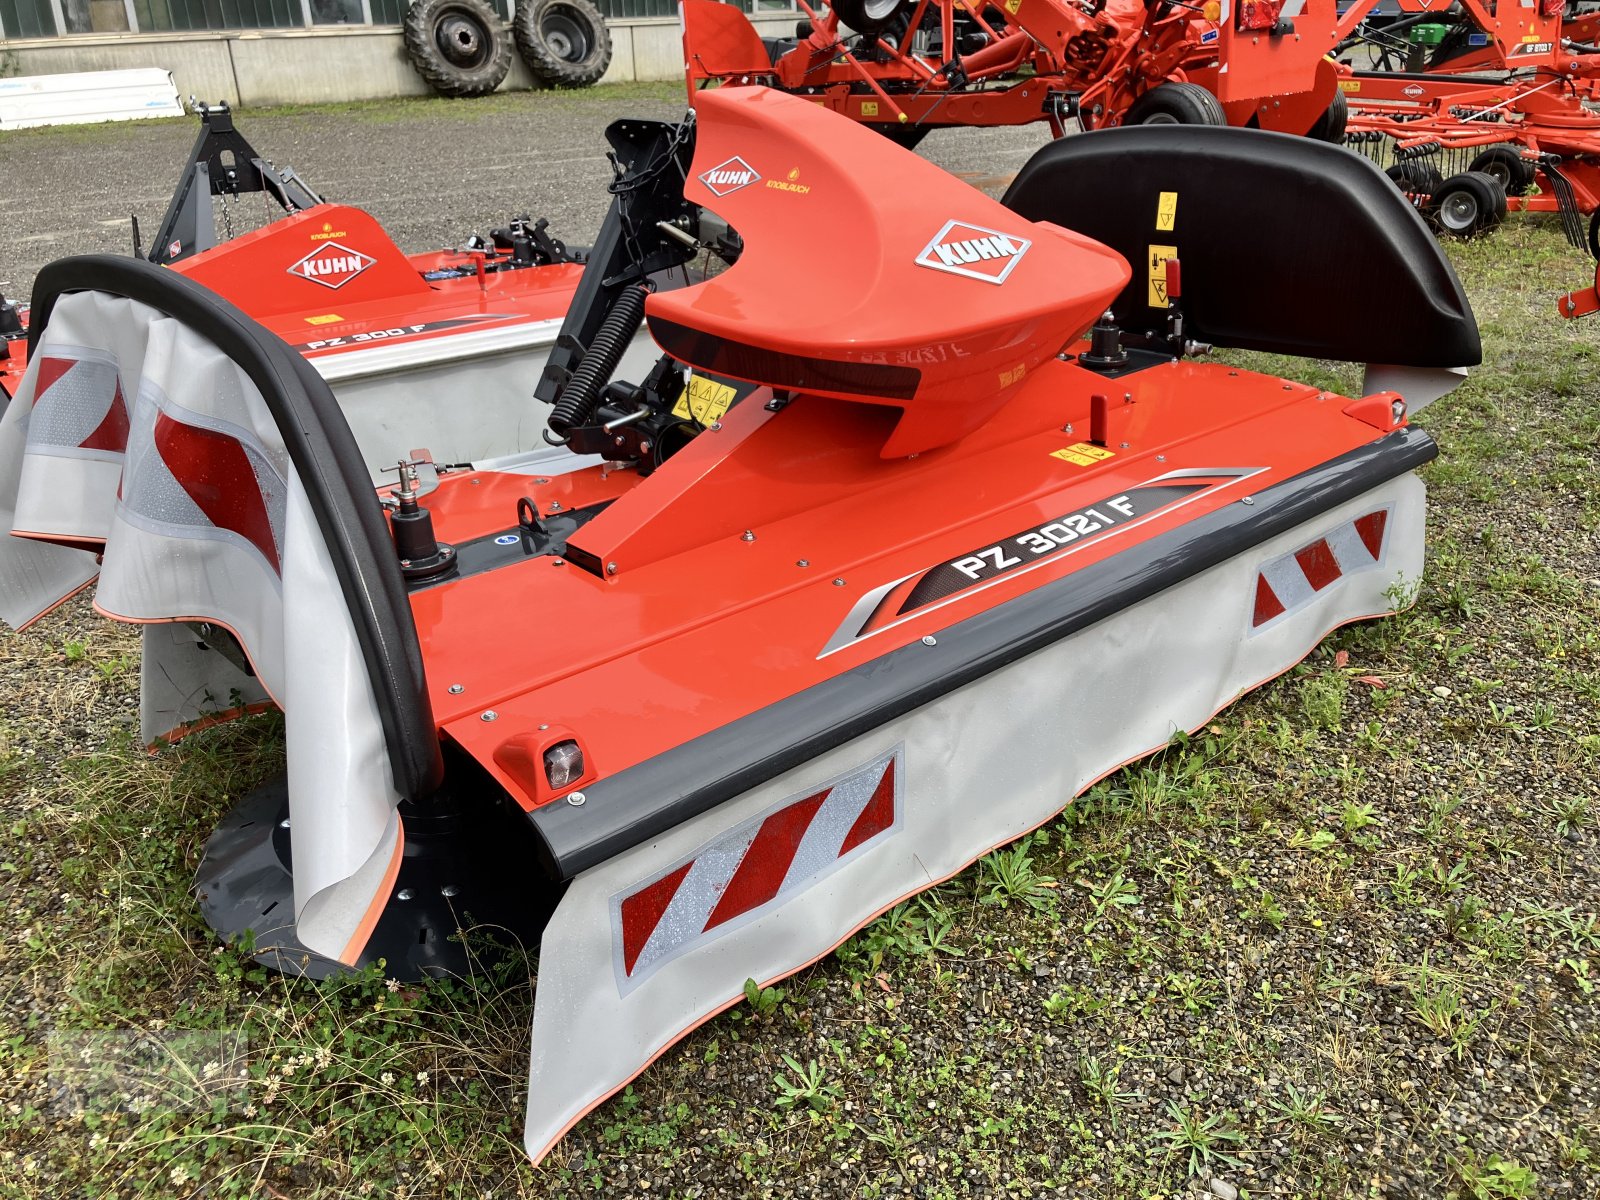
[0,89,1477,1161]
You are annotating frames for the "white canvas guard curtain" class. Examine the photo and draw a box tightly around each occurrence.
[0,290,402,965]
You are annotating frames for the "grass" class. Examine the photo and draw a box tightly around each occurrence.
[1,198,1597,1196]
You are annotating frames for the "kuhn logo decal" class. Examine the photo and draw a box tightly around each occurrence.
[287,243,376,290]
[698,155,761,197]
[915,220,1031,284]
[1402,83,1425,97]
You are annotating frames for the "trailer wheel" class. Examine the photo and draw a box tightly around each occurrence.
[515,0,613,89]
[1385,162,1444,200]
[404,0,513,99]
[832,0,909,34]
[1123,82,1227,127]
[1429,171,1508,238]
[1306,90,1347,143]
[1466,147,1535,197]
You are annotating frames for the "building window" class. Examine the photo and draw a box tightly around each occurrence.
[1,0,59,37]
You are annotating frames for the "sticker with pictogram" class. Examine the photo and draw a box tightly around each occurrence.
[611,748,902,992]
[287,242,376,290]
[915,220,1031,284]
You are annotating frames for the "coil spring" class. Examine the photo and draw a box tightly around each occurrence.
[547,285,649,438]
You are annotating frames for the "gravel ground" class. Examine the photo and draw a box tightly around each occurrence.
[1,86,1598,1200]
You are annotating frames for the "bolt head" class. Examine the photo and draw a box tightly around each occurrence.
[921,635,937,646]
[447,683,464,694]
[481,710,498,722]
[832,578,846,587]
[606,561,618,575]
[440,884,460,898]
[396,888,415,901]
[567,791,587,807]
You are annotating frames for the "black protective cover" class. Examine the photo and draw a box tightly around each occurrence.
[28,256,443,800]
[1001,126,1481,368]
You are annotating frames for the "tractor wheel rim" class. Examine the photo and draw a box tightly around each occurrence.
[542,11,590,61]
[1142,113,1181,124]
[438,14,488,67]
[1484,163,1509,186]
[1441,192,1478,230]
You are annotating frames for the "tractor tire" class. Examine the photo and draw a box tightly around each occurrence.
[404,0,512,99]
[1306,89,1347,143]
[515,0,612,89]
[1385,161,1444,199]
[1466,146,1535,197]
[1589,209,1600,262]
[1123,82,1228,127]
[832,0,908,35]
[1428,171,1508,238]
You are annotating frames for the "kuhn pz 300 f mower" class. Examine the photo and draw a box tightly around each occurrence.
[0,102,672,477]
[1,89,1477,1161]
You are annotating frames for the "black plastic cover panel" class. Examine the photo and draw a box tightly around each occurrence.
[1001,126,1481,368]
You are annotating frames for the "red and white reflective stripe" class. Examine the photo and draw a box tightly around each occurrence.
[613,748,901,991]
[1252,508,1389,630]
[28,354,129,456]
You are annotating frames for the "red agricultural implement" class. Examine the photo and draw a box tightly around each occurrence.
[0,103,668,476]
[681,0,1346,143]
[3,89,1479,1162]
[1558,209,1600,314]
[1332,0,1600,238]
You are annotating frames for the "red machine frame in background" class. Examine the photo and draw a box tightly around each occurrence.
[682,0,1343,141]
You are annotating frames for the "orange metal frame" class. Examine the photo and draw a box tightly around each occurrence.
[682,0,1339,137]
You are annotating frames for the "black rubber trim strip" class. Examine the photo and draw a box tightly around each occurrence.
[529,427,1437,878]
[28,255,443,799]
[648,315,921,401]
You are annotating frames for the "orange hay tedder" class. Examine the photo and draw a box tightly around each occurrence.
[681,0,1347,144]
[1335,0,1600,239]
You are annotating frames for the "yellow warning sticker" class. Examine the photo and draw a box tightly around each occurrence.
[1156,191,1178,232]
[1004,0,1022,13]
[673,375,737,425]
[1339,79,1361,93]
[861,101,879,117]
[1051,442,1117,467]
[304,313,343,325]
[1147,244,1177,309]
